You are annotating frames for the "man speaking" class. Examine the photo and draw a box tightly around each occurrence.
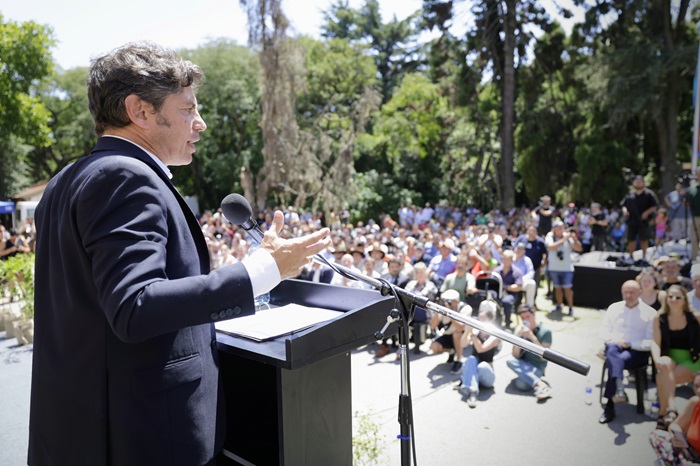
[28,42,329,466]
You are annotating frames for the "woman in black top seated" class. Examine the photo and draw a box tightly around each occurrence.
[455,300,500,408]
[652,284,700,429]
[638,268,665,311]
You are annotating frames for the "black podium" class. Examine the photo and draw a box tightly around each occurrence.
[573,252,641,309]
[216,279,395,466]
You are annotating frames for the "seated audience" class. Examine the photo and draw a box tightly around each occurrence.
[430,289,472,374]
[652,285,700,430]
[506,304,553,402]
[638,268,666,311]
[649,371,700,465]
[455,300,500,408]
[599,280,656,424]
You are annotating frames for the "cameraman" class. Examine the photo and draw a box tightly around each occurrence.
[621,175,658,261]
[545,220,582,316]
[664,180,690,244]
[686,170,700,260]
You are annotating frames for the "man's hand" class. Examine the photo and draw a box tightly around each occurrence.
[260,211,331,280]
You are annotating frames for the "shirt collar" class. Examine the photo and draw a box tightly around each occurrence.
[102,135,173,179]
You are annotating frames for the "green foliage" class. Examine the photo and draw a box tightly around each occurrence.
[352,409,384,466]
[0,14,55,198]
[177,39,263,210]
[0,253,35,320]
[358,73,449,211]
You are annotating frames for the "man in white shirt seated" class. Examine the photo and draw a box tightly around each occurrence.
[598,280,656,424]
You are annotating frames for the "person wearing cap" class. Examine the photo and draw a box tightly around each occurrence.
[620,174,659,261]
[427,237,457,286]
[430,289,472,374]
[531,195,557,237]
[545,219,582,316]
[507,304,553,402]
[658,256,692,292]
[599,280,655,424]
[687,264,700,310]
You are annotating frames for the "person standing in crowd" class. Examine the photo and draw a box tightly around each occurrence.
[687,169,700,261]
[531,195,556,237]
[652,285,700,430]
[545,220,582,316]
[665,181,691,244]
[506,304,553,402]
[621,175,659,262]
[598,280,656,424]
[28,42,330,466]
[588,203,609,252]
[455,301,500,408]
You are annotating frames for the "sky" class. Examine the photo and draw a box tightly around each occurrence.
[3,0,585,71]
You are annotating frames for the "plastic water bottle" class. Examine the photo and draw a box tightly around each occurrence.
[585,378,593,405]
[248,240,271,310]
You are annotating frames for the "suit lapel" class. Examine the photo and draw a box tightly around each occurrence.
[91,137,210,272]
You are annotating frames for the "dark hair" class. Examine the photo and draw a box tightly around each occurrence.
[87,41,204,135]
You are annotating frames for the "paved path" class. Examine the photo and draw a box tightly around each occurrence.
[0,292,667,465]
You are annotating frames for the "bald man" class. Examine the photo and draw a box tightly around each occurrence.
[598,280,656,423]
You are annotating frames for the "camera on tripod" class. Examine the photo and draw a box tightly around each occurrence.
[677,170,694,188]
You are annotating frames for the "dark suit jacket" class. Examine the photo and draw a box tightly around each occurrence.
[29,137,256,466]
[381,272,410,289]
[298,265,334,284]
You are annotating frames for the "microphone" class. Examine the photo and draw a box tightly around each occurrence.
[220,193,264,243]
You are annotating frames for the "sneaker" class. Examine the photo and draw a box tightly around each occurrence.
[450,360,463,374]
[612,390,629,403]
[568,307,574,317]
[551,305,562,313]
[535,382,552,401]
[467,392,478,408]
[446,350,455,364]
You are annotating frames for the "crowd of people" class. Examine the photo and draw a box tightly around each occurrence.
[7,176,700,463]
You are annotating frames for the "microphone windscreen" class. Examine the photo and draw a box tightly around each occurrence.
[221,193,253,225]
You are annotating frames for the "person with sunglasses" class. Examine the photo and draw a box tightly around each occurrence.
[429,289,472,374]
[599,280,656,424]
[652,284,700,430]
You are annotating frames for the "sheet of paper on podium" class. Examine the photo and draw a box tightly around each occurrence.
[214,303,343,342]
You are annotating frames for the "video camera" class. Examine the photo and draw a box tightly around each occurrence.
[677,170,694,188]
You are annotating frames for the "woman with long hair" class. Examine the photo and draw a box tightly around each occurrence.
[652,285,700,430]
[638,268,665,311]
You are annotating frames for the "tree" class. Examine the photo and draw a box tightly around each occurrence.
[240,0,304,210]
[573,0,699,194]
[178,39,263,210]
[321,0,424,102]
[0,14,55,198]
[27,67,96,182]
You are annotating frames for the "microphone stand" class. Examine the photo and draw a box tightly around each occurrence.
[312,255,590,466]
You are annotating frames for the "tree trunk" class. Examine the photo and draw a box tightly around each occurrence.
[500,0,516,209]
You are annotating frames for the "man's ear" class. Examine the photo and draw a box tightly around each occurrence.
[123,94,153,129]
